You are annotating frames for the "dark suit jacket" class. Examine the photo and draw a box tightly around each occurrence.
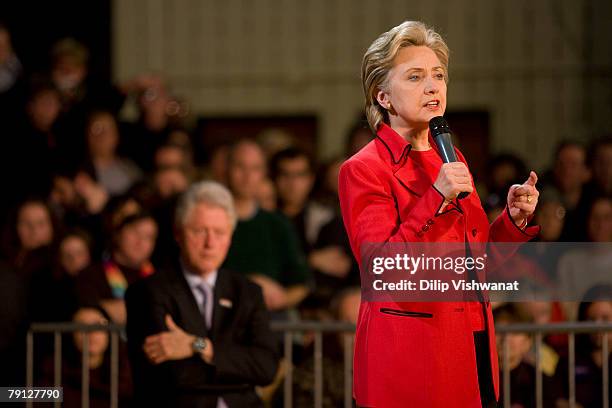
[125,264,279,408]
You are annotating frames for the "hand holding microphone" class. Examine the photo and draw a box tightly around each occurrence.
[433,162,473,201]
[429,116,473,201]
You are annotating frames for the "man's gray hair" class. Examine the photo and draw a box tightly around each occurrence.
[175,181,237,230]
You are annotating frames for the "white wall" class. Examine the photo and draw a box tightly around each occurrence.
[112,0,612,172]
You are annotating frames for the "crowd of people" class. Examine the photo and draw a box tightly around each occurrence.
[0,23,611,407]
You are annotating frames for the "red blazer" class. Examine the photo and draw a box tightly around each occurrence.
[338,124,539,408]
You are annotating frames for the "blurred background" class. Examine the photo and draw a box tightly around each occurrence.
[0,1,611,407]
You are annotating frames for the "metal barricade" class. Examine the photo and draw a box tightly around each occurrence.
[26,320,612,408]
[497,321,612,408]
[270,321,356,408]
[26,322,124,408]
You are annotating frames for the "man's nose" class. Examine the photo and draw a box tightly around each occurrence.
[203,234,214,248]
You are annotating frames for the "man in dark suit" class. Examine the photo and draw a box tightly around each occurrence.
[126,181,279,407]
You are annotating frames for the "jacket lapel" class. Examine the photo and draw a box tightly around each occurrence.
[375,124,438,197]
[393,156,432,197]
[167,262,209,338]
[210,269,232,341]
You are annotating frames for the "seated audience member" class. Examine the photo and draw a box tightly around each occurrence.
[314,156,344,208]
[521,188,567,295]
[201,140,231,185]
[49,38,126,162]
[534,188,566,243]
[154,142,195,172]
[42,307,132,407]
[553,285,612,408]
[557,196,612,320]
[144,155,192,266]
[495,304,558,408]
[120,75,180,170]
[125,181,278,407]
[255,177,277,212]
[483,153,528,222]
[541,141,590,241]
[514,302,561,376]
[2,199,57,273]
[292,287,360,408]
[125,79,191,158]
[223,140,311,313]
[587,137,612,197]
[8,83,63,203]
[585,196,612,243]
[77,212,158,324]
[58,228,93,277]
[202,143,230,185]
[256,127,295,159]
[270,148,359,309]
[85,111,142,196]
[50,229,94,321]
[1,199,74,324]
[270,147,334,254]
[153,164,190,200]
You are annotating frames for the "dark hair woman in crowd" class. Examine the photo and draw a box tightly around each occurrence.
[76,212,158,324]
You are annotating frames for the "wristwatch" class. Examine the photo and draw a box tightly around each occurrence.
[192,337,207,354]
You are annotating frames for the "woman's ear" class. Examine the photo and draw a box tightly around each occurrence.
[375,89,391,110]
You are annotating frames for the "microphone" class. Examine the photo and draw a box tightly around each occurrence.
[429,116,469,199]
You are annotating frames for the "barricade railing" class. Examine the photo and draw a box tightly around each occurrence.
[26,321,612,408]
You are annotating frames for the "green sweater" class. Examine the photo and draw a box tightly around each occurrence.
[223,208,311,286]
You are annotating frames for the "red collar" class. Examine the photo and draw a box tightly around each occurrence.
[375,123,439,165]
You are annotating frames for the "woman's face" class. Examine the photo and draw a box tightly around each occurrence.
[535,201,566,242]
[28,89,61,131]
[587,198,612,242]
[73,308,108,356]
[115,218,158,268]
[87,113,119,158]
[377,46,447,130]
[17,203,53,251]
[586,301,612,349]
[60,236,91,276]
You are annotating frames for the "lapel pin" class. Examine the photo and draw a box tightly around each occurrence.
[219,298,233,308]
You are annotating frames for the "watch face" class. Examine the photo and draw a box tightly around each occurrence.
[192,337,206,352]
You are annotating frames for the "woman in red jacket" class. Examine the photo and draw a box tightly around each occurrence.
[338,21,541,407]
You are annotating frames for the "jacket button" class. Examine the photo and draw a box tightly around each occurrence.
[422,225,429,232]
[472,228,477,237]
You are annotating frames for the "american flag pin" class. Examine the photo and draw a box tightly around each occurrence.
[219,298,233,308]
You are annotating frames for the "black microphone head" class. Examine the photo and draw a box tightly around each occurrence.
[429,115,459,164]
[429,116,451,138]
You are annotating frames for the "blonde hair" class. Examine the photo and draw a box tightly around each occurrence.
[361,21,450,132]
